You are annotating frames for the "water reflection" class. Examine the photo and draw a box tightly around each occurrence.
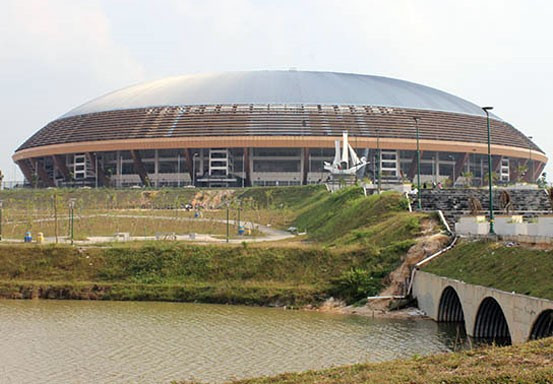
[0,300,458,383]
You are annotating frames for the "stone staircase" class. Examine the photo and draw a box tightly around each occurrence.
[413,188,552,229]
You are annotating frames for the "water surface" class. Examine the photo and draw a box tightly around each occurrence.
[0,300,457,383]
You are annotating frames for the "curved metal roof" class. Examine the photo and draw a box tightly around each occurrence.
[63,70,491,118]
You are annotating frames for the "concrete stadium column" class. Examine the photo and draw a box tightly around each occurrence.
[532,162,546,182]
[131,150,151,187]
[302,148,309,185]
[182,149,194,183]
[407,151,423,181]
[52,155,71,182]
[16,160,34,185]
[454,153,469,182]
[154,150,159,188]
[86,152,109,187]
[243,147,251,187]
[35,159,55,188]
[116,151,122,188]
[249,148,254,185]
[492,155,502,174]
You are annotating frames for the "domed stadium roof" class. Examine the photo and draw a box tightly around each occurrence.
[63,70,490,118]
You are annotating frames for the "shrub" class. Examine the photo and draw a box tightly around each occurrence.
[329,267,385,304]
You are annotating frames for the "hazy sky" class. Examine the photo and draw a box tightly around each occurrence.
[1,0,552,181]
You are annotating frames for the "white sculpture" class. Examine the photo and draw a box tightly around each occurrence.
[324,131,368,176]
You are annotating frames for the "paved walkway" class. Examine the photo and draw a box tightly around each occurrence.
[4,213,294,245]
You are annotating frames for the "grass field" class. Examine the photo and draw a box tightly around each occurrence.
[201,337,553,384]
[3,214,240,239]
[423,239,553,301]
[0,186,326,238]
[0,186,434,305]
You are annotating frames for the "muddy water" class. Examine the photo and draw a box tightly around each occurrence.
[0,300,458,383]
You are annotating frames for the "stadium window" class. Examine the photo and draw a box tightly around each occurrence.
[140,150,155,159]
[121,163,135,175]
[253,148,301,157]
[143,162,155,174]
[158,161,178,174]
[253,160,300,172]
[158,149,179,158]
[420,163,433,175]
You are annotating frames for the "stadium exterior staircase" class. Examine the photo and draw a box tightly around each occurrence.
[414,188,552,230]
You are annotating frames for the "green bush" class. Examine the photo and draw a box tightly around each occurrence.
[329,267,386,304]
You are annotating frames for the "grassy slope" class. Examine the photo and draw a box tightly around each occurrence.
[215,337,553,384]
[0,188,198,209]
[0,187,430,305]
[424,240,553,301]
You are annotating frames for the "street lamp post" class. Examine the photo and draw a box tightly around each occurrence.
[376,128,381,194]
[177,153,181,187]
[192,153,199,186]
[242,150,245,188]
[225,201,230,243]
[413,117,422,210]
[483,106,495,235]
[68,198,76,245]
[528,136,534,183]
[52,195,59,244]
[237,203,240,228]
[95,155,99,189]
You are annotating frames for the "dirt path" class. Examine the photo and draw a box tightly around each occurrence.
[3,213,294,245]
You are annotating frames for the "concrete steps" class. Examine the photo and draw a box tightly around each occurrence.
[413,188,552,229]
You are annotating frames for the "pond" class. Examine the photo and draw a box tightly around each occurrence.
[0,300,459,383]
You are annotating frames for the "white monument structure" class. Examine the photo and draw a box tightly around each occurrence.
[324,131,368,177]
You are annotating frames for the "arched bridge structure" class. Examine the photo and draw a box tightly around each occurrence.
[413,270,553,344]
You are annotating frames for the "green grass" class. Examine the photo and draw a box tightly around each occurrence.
[0,188,198,210]
[237,185,327,210]
[201,337,553,384]
[0,236,416,305]
[0,186,434,305]
[424,239,553,300]
[293,188,413,244]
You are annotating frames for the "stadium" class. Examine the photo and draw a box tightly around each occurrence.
[13,70,547,188]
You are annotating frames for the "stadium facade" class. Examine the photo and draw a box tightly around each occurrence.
[13,70,547,188]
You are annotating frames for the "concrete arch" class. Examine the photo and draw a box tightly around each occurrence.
[529,309,553,340]
[437,286,466,325]
[474,297,512,344]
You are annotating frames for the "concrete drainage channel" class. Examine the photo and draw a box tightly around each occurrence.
[367,209,458,307]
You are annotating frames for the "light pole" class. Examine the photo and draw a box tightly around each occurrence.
[68,198,76,245]
[237,200,241,229]
[0,200,3,241]
[52,195,59,244]
[192,153,199,186]
[413,117,422,209]
[225,201,230,243]
[242,150,245,188]
[376,128,381,194]
[528,136,534,183]
[177,153,181,187]
[483,106,495,234]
